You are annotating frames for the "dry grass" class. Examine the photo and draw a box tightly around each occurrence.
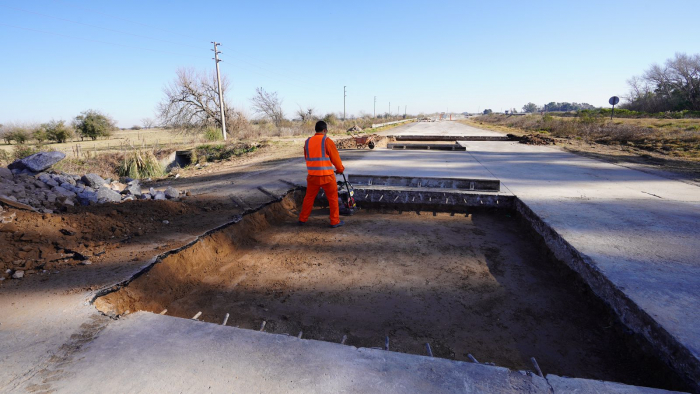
[466,114,700,160]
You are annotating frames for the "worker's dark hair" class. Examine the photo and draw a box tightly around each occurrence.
[315,121,327,132]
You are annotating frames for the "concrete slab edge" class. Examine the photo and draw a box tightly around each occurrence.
[514,198,699,392]
[88,187,299,305]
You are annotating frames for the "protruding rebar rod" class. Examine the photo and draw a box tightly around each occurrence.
[384,336,389,351]
[259,321,267,332]
[341,335,347,345]
[222,313,229,326]
[531,357,544,378]
[426,343,433,357]
[159,309,168,315]
[297,331,303,339]
[192,311,202,320]
[468,354,478,363]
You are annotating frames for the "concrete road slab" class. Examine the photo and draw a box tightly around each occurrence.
[343,122,700,389]
[547,374,682,393]
[44,312,553,394]
[383,120,505,137]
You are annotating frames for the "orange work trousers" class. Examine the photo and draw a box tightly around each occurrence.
[299,175,340,225]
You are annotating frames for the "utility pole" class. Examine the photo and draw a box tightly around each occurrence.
[343,86,347,121]
[374,96,376,118]
[404,105,407,116]
[211,42,227,140]
[389,101,391,117]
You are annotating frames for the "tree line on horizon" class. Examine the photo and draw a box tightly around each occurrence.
[0,110,117,145]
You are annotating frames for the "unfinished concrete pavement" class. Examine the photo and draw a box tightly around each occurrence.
[2,120,699,392]
[41,312,679,394]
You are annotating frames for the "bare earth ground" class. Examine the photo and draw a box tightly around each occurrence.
[95,195,675,389]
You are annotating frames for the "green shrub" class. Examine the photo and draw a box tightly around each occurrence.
[0,149,9,165]
[6,129,30,144]
[323,113,338,126]
[203,127,223,141]
[195,143,259,162]
[117,149,164,179]
[13,144,41,160]
[33,128,48,143]
[74,109,116,140]
[43,120,73,143]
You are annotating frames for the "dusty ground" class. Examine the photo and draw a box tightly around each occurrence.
[95,195,676,389]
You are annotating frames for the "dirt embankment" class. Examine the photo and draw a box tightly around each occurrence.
[94,194,681,390]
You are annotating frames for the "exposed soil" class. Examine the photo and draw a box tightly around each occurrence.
[508,133,556,145]
[95,194,679,389]
[0,195,244,279]
[334,134,391,150]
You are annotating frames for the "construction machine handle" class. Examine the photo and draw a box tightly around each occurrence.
[341,173,352,196]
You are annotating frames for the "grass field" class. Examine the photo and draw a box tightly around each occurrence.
[0,128,193,158]
[466,114,700,160]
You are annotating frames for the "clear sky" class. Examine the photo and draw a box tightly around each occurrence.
[1,0,699,127]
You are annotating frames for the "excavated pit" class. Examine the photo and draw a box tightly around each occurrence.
[95,192,684,391]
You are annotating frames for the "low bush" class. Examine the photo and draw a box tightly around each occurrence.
[194,142,261,163]
[117,149,165,179]
[0,149,10,165]
[13,144,43,160]
[203,127,224,141]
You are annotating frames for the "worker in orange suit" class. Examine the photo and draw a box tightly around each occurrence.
[298,120,345,228]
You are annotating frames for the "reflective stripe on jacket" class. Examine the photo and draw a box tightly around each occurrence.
[305,134,334,176]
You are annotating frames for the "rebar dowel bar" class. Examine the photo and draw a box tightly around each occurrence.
[222,313,229,326]
[531,357,544,378]
[384,336,389,351]
[468,354,479,363]
[341,335,347,345]
[192,311,202,320]
[159,309,167,315]
[426,343,433,357]
[297,331,303,339]
[259,321,266,332]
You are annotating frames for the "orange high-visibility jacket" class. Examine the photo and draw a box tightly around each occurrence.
[304,133,344,176]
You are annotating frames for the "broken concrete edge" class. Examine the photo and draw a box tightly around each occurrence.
[87,186,300,308]
[514,198,699,392]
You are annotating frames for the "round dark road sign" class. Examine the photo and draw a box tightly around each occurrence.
[609,96,620,106]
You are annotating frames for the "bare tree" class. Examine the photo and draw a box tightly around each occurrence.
[141,117,155,129]
[625,52,700,111]
[157,68,240,134]
[296,105,316,122]
[251,87,285,126]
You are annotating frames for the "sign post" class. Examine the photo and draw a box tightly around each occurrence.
[609,96,620,120]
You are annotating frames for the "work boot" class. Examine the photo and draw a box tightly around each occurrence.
[330,221,345,228]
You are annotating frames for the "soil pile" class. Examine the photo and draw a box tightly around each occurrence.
[508,133,556,145]
[335,134,389,149]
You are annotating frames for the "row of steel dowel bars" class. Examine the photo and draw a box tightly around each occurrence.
[159,308,545,377]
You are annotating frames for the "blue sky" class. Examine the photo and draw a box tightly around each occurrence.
[1,0,699,127]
